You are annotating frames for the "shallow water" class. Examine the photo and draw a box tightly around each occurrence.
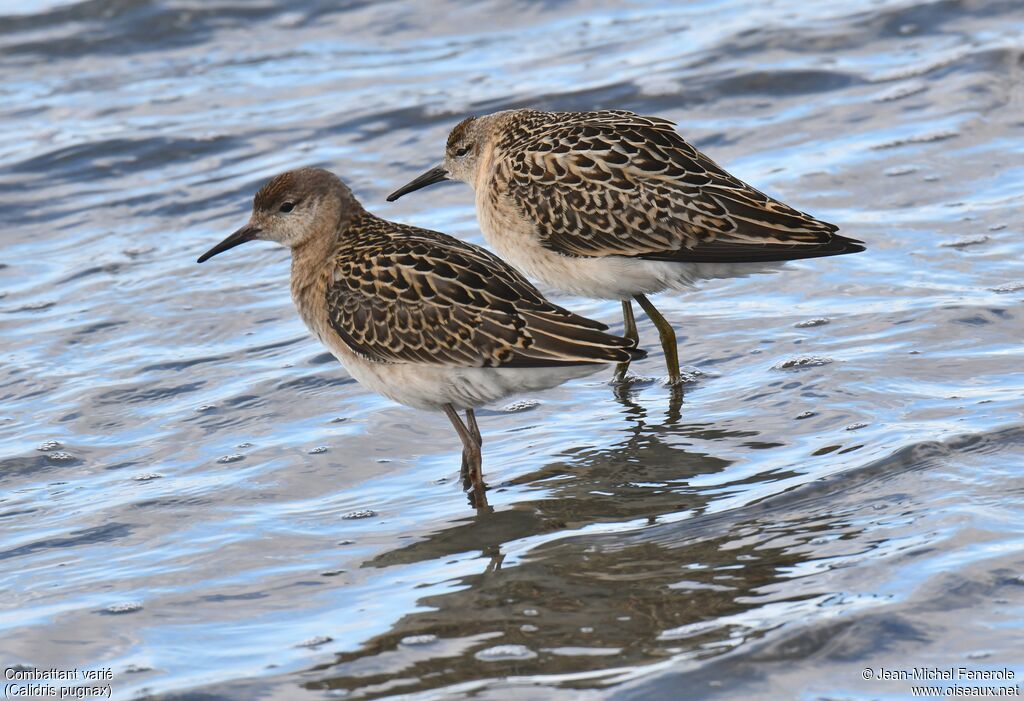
[2,0,1023,699]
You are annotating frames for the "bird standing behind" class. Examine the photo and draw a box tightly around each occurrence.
[388,109,865,384]
[197,167,643,507]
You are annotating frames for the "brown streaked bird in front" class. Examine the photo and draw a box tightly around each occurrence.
[388,109,865,385]
[197,167,644,507]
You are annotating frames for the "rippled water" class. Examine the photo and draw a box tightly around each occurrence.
[2,1,1023,699]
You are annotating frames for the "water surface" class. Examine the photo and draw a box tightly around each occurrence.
[1,1,1023,699]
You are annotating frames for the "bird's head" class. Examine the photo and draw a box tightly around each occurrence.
[386,113,503,202]
[198,167,359,263]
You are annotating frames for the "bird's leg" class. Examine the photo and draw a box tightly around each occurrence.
[443,404,485,496]
[613,299,639,383]
[464,409,490,510]
[634,293,681,385]
[463,408,487,508]
[466,408,482,445]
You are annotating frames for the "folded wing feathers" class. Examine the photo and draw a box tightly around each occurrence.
[515,309,643,365]
[502,109,864,262]
[325,215,639,369]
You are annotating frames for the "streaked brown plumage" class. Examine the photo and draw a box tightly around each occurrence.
[389,108,865,384]
[324,212,640,370]
[197,167,642,506]
[491,109,859,261]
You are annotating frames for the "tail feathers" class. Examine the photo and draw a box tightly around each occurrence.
[625,346,648,361]
[640,233,866,263]
[507,309,642,367]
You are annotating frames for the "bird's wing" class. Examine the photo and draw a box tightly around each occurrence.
[324,217,642,368]
[494,110,864,262]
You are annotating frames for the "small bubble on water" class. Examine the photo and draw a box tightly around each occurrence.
[308,446,329,454]
[217,454,245,464]
[522,608,539,617]
[846,422,869,431]
[273,11,305,28]
[400,634,438,646]
[502,399,541,412]
[236,442,253,449]
[621,373,658,386]
[520,624,538,633]
[338,539,356,546]
[966,650,992,660]
[46,452,77,462]
[37,440,62,452]
[102,602,142,615]
[674,367,705,384]
[196,404,216,413]
[580,626,594,633]
[123,665,152,674]
[342,509,376,520]
[795,318,830,328]
[988,223,1007,231]
[876,129,958,150]
[941,235,989,249]
[330,417,347,423]
[795,411,816,420]
[296,635,332,648]
[884,165,918,177]
[133,473,163,482]
[772,356,833,370]
[474,644,537,662]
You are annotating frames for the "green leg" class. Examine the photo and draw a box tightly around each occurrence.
[443,404,484,494]
[463,408,490,510]
[466,408,481,445]
[613,299,640,382]
[634,293,681,385]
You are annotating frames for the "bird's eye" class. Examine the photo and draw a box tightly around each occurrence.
[455,146,471,157]
[279,202,295,213]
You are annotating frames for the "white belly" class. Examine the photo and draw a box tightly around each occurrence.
[339,351,602,411]
[291,274,604,412]
[476,192,781,300]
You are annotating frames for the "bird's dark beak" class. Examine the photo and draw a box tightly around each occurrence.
[197,224,261,263]
[386,165,450,202]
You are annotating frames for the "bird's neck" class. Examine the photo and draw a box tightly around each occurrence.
[289,203,363,308]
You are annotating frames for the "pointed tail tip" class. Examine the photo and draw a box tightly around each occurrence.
[836,234,867,254]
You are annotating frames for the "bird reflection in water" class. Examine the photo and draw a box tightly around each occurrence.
[300,391,860,699]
